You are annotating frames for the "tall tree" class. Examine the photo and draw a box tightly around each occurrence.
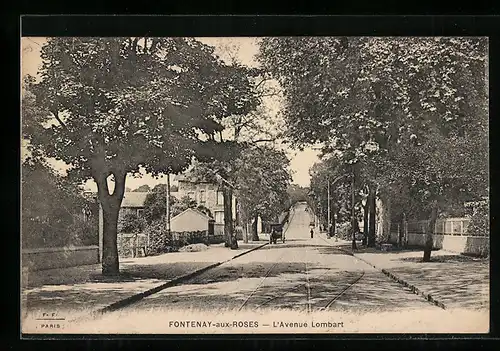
[234,146,292,241]
[142,184,178,224]
[25,37,259,275]
[190,91,283,246]
[259,37,488,259]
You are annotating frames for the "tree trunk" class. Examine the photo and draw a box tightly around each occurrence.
[235,197,240,226]
[380,192,392,243]
[101,204,120,273]
[243,221,249,243]
[351,174,357,250]
[241,209,249,244]
[368,186,376,247]
[95,171,126,276]
[353,219,360,234]
[399,212,406,248]
[223,186,233,247]
[423,200,438,262]
[252,213,259,241]
[362,202,369,246]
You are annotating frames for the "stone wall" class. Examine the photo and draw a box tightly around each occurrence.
[392,233,489,256]
[22,246,99,271]
[388,217,488,256]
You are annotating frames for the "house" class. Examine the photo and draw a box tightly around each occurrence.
[83,190,148,221]
[170,208,212,232]
[174,172,237,225]
[118,192,148,220]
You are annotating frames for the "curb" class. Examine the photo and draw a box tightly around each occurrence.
[380,268,446,309]
[231,242,269,260]
[326,238,447,310]
[91,242,269,317]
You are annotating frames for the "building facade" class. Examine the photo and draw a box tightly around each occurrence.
[170,208,211,232]
[118,192,148,222]
[175,173,237,224]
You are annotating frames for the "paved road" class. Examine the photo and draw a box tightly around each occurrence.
[126,202,436,313]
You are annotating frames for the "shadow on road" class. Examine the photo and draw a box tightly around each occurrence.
[132,265,434,313]
[23,261,225,315]
[389,260,489,309]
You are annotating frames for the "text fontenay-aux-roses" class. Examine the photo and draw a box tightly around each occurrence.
[168,320,344,329]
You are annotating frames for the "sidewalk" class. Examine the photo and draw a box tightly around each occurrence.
[22,241,266,322]
[326,236,489,310]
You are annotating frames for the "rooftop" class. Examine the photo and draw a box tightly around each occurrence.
[171,207,212,221]
[121,192,148,208]
[174,171,212,183]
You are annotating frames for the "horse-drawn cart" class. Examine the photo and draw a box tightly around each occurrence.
[269,223,285,244]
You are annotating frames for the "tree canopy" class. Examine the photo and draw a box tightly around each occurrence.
[259,37,488,257]
[24,37,262,274]
[234,145,292,222]
[22,157,97,248]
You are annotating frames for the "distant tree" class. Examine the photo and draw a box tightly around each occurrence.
[25,37,260,275]
[21,157,96,248]
[143,184,178,224]
[119,212,145,233]
[170,184,179,192]
[171,196,198,217]
[234,146,292,241]
[309,156,355,237]
[132,185,151,193]
[287,184,309,206]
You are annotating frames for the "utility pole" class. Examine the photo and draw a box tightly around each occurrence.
[327,176,331,238]
[166,173,171,234]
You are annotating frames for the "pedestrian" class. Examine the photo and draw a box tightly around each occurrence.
[310,228,314,238]
[230,235,238,249]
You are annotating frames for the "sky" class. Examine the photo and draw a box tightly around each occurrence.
[21,37,320,189]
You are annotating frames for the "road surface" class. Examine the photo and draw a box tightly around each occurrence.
[123,202,434,313]
[66,202,490,334]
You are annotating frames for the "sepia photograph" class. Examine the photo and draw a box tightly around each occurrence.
[20,35,489,334]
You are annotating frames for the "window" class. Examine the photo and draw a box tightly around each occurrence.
[137,209,143,217]
[199,190,206,205]
[216,191,224,205]
[215,211,224,223]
